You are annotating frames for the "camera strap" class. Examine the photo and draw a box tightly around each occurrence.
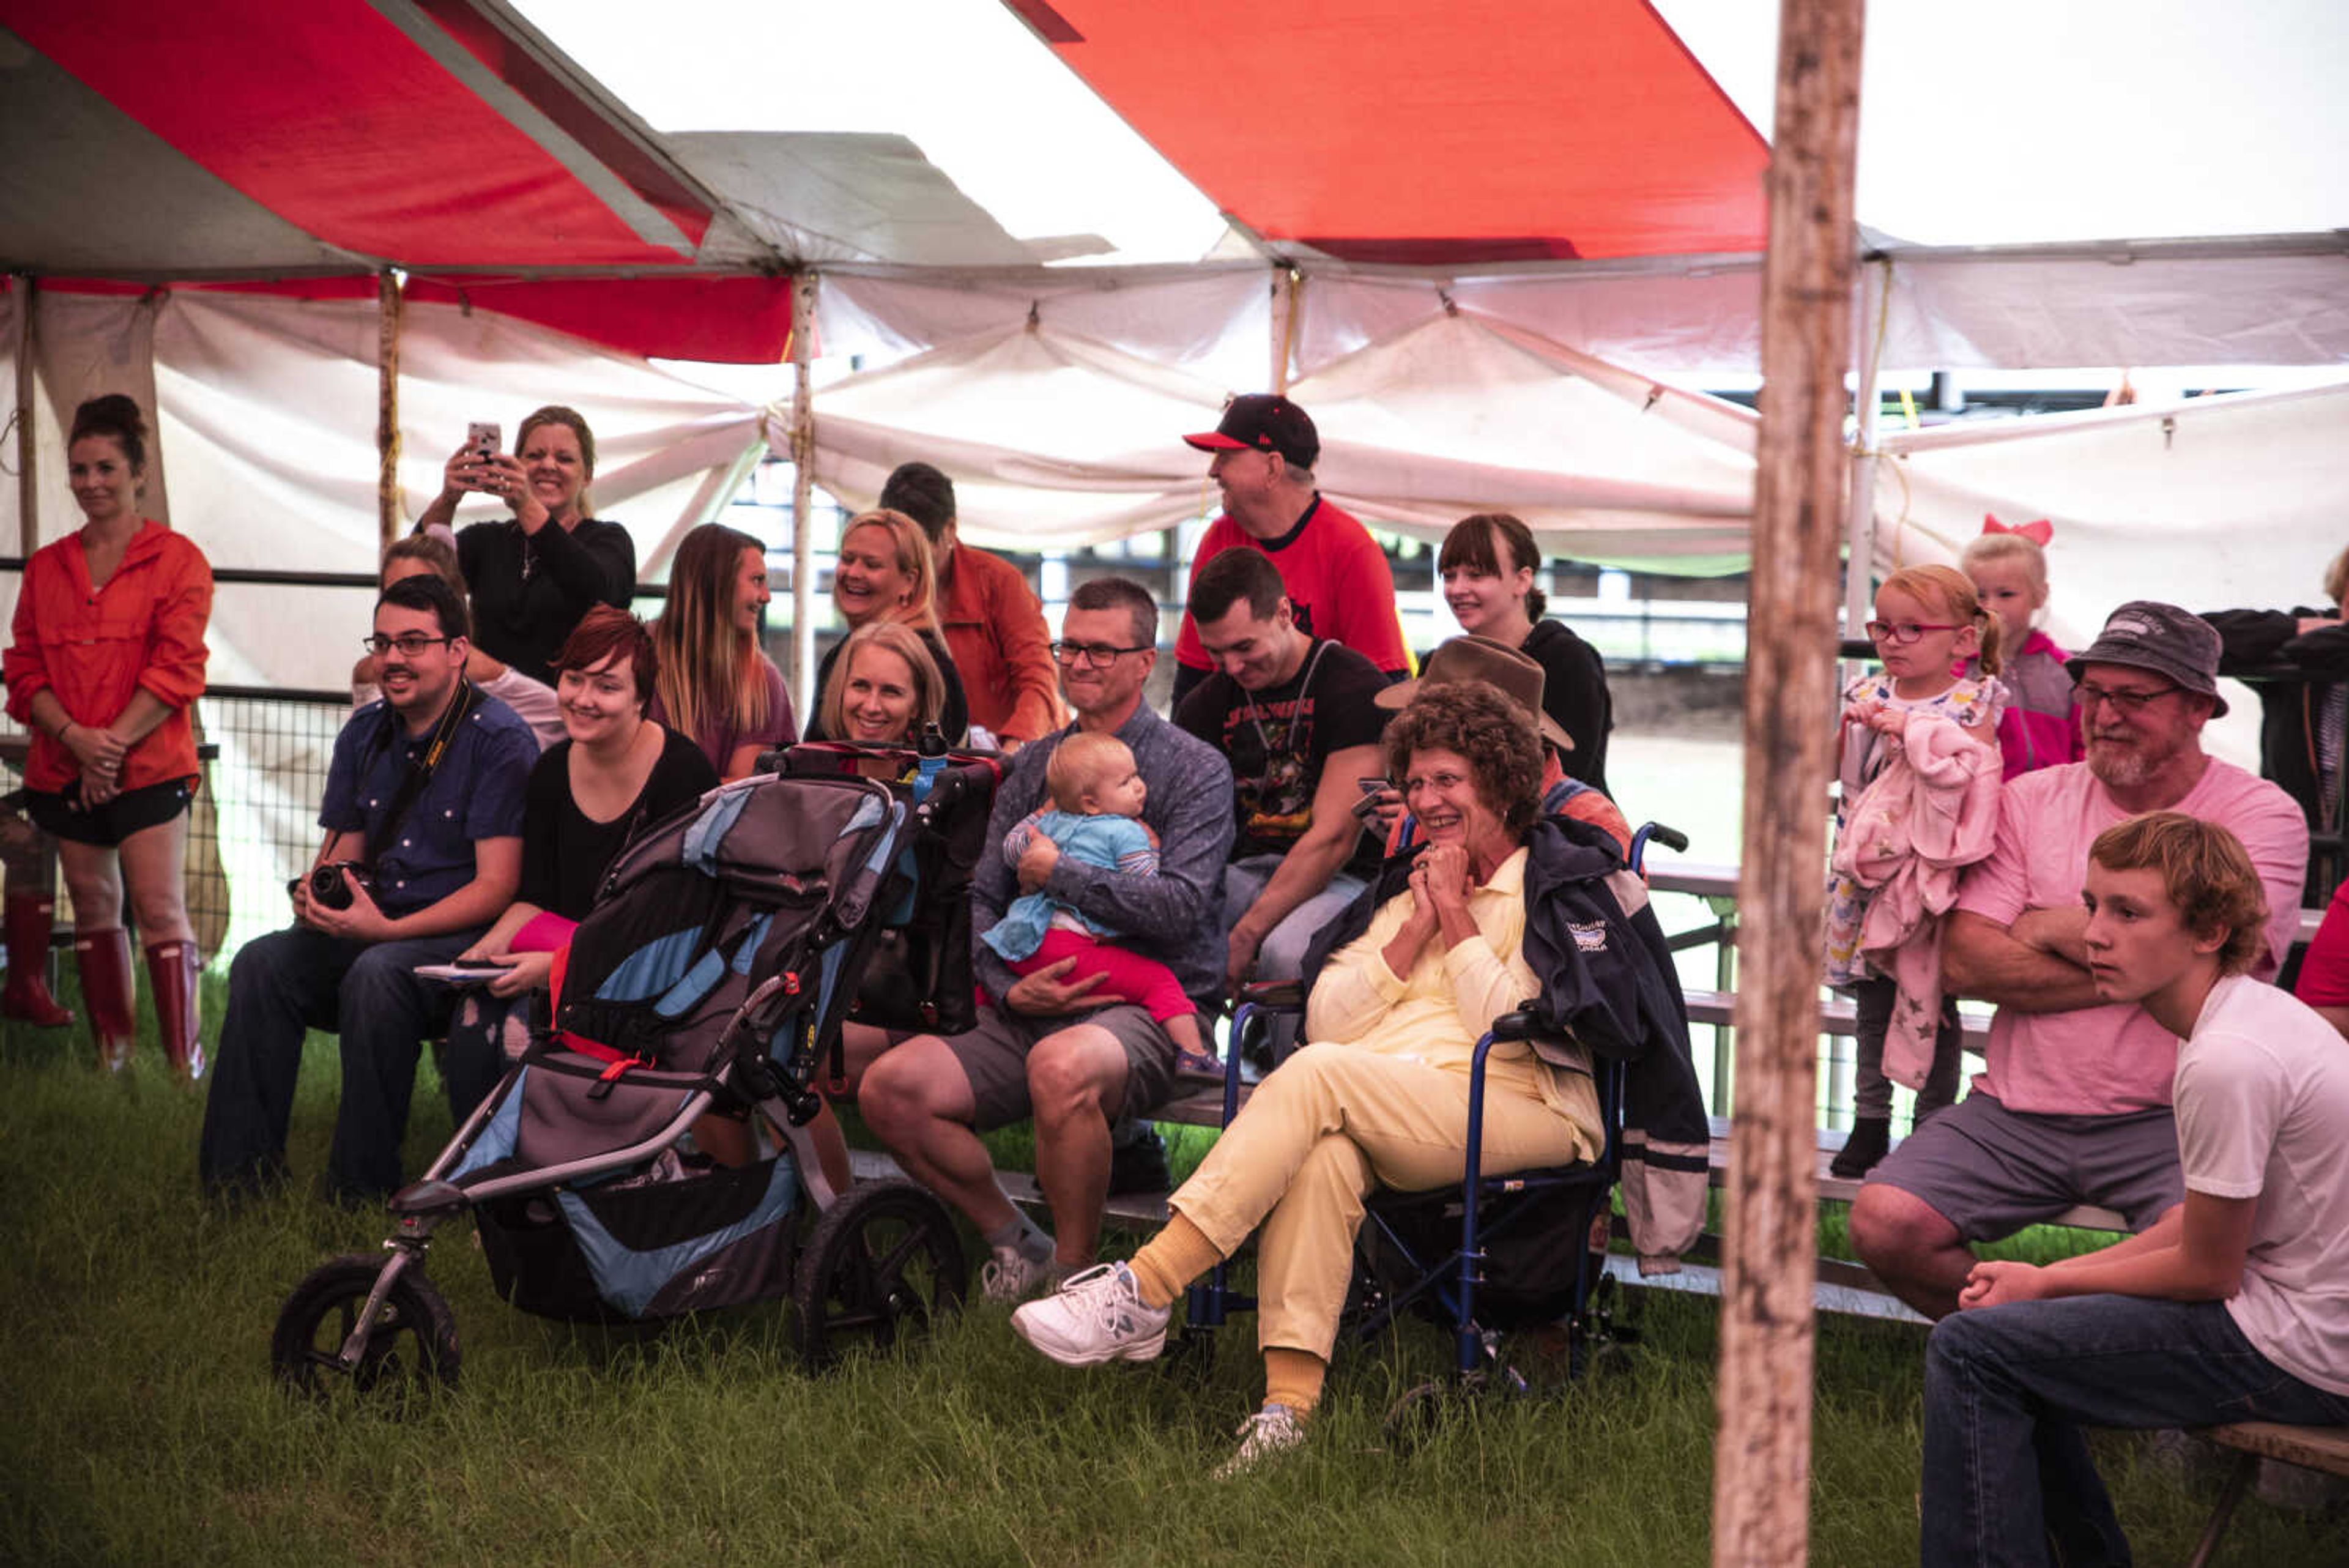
[359,679,482,869]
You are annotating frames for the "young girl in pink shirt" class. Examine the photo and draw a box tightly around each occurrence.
[1825,566,2008,1175]
[1963,518,2081,779]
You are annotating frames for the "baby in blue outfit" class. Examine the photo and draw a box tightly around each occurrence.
[983,732,1210,1068]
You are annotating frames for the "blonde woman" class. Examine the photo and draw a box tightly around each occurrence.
[807,508,968,745]
[647,524,795,780]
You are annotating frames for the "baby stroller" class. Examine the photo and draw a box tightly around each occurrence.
[1174,816,1703,1432]
[270,741,1000,1403]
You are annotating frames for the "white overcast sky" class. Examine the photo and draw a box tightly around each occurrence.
[518,0,2348,261]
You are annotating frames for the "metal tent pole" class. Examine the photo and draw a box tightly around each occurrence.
[789,272,818,719]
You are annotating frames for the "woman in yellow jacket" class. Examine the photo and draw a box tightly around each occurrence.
[4,395,213,1076]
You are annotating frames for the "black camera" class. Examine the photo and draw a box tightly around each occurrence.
[304,860,373,911]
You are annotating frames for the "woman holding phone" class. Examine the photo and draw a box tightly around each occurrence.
[415,406,635,686]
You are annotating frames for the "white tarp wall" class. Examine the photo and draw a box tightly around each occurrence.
[4,288,766,689]
[1869,381,2349,767]
[2,286,765,953]
[801,292,1762,573]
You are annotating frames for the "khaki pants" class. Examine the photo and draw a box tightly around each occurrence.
[1173,1042,1592,1358]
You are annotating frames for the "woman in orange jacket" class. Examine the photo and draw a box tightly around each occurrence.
[3,395,213,1077]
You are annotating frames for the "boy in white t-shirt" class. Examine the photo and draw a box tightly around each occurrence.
[1919,811,2349,1568]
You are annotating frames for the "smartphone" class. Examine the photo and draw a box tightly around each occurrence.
[466,421,501,461]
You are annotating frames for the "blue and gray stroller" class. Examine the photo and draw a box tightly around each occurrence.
[270,743,1000,1402]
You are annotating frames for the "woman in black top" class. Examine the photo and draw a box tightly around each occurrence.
[442,608,716,1118]
[1437,511,1612,796]
[416,405,636,685]
[805,508,968,744]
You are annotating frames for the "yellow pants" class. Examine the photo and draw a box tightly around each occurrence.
[1171,1042,1592,1359]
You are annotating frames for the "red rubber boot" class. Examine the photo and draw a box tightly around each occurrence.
[74,926,137,1072]
[146,938,205,1082]
[2,891,74,1026]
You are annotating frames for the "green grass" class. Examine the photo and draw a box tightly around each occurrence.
[2,984,2340,1567]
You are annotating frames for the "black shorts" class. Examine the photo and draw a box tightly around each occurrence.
[25,776,196,847]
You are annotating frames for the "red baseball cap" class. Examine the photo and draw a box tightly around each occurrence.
[1183,393,1319,469]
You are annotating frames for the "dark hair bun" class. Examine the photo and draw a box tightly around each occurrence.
[69,393,150,471]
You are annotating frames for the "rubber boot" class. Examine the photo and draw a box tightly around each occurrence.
[73,926,137,1072]
[2,891,74,1026]
[1828,1117,1891,1180]
[145,938,205,1082]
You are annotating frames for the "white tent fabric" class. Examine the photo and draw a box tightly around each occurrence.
[1288,311,1757,570]
[792,306,1760,571]
[2,290,766,693]
[1868,381,2349,765]
[801,319,1236,548]
[815,247,2349,389]
[1294,265,1768,377]
[1872,247,2349,371]
[815,266,1274,386]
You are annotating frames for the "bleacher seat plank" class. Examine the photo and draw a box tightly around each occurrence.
[2203,1421,2349,1476]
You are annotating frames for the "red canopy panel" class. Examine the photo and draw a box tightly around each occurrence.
[406,275,795,363]
[0,0,714,268]
[1009,0,1768,262]
[32,274,792,364]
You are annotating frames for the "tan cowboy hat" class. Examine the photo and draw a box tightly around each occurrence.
[1374,634,1575,752]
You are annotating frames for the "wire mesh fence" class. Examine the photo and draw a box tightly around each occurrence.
[0,687,347,962]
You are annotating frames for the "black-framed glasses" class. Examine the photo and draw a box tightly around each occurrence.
[1864,619,1963,645]
[363,633,455,658]
[2074,681,2180,715]
[1049,640,1151,668]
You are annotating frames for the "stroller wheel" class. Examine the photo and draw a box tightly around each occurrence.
[792,1180,967,1373]
[272,1254,461,1408]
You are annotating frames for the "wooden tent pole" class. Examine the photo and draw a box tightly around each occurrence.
[1710,4,1868,1566]
[13,275,35,553]
[376,270,403,550]
[789,271,818,720]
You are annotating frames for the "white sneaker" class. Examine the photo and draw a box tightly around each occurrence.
[978,1246,1064,1305]
[1214,1402,1307,1479]
[1009,1261,1170,1366]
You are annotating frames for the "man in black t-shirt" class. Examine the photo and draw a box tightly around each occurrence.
[1173,549,1389,997]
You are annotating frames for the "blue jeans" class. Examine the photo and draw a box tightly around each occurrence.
[198,923,487,1202]
[1922,1293,2349,1567]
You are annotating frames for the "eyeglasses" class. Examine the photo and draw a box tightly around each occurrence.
[1865,620,1963,645]
[1049,641,1151,669]
[363,633,455,658]
[2074,681,2180,715]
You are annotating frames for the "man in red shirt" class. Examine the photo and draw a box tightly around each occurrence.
[878,462,1063,752]
[1171,396,1409,706]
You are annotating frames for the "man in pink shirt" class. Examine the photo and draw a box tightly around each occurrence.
[1850,601,2307,1319]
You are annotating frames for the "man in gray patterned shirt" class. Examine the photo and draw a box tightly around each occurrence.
[859,578,1235,1302]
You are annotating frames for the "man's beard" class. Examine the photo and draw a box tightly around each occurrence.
[2086,734,2156,789]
